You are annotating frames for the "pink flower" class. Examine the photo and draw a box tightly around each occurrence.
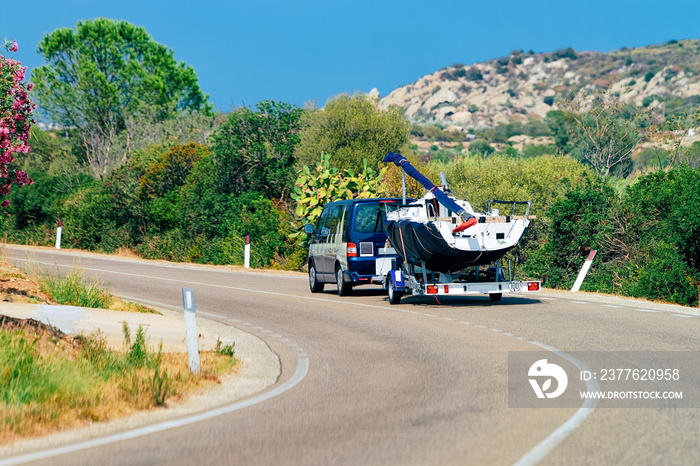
[8,40,18,52]
[27,82,33,91]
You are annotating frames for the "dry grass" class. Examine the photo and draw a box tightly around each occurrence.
[0,262,239,442]
[0,260,159,314]
[0,317,238,444]
[114,247,142,259]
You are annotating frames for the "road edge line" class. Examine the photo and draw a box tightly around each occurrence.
[512,342,600,466]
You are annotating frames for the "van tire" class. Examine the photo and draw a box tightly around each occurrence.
[309,263,324,293]
[336,266,351,296]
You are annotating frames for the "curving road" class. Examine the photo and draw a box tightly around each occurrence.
[2,246,700,465]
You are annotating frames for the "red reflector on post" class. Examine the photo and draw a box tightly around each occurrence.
[427,285,438,294]
[347,242,357,257]
[528,282,540,291]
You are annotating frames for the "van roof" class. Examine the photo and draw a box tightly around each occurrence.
[324,197,408,207]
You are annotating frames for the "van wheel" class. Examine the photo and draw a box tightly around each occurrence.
[388,282,403,305]
[309,263,324,293]
[336,266,351,296]
[489,293,502,302]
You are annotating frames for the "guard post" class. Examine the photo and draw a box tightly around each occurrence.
[182,287,201,374]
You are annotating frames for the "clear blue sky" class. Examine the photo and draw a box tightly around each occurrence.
[2,0,699,113]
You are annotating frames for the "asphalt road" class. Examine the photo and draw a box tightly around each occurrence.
[3,246,700,466]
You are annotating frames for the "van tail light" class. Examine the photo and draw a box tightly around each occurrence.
[427,285,438,294]
[347,242,358,257]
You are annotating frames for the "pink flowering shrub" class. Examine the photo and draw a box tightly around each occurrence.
[0,39,35,206]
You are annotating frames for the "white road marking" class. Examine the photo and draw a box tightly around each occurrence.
[489,329,501,332]
[514,343,599,466]
[571,301,589,305]
[443,317,455,321]
[0,290,310,466]
[424,313,438,317]
[673,314,694,319]
[601,304,621,308]
[0,356,309,466]
[10,251,676,466]
[199,311,226,319]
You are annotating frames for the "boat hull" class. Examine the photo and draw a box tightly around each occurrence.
[386,220,516,273]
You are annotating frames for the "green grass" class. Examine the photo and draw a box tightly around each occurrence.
[37,268,158,313]
[0,318,237,441]
[38,269,112,309]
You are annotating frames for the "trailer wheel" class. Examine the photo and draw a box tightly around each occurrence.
[388,282,403,305]
[489,293,502,302]
[336,266,351,296]
[309,262,324,293]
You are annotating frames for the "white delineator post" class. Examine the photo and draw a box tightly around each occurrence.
[244,235,250,269]
[55,220,62,249]
[182,287,201,374]
[571,250,597,292]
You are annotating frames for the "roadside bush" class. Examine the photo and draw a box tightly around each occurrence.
[524,179,617,288]
[59,184,131,252]
[623,242,698,306]
[623,167,700,270]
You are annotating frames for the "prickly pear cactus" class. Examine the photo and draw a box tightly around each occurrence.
[290,152,387,239]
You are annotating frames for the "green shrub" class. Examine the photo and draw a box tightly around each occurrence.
[469,140,494,156]
[521,144,557,158]
[523,179,616,287]
[624,242,698,306]
[465,68,483,81]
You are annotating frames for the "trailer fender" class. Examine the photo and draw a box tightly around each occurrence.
[385,269,405,290]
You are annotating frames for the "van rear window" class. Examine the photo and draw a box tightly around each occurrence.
[354,203,398,233]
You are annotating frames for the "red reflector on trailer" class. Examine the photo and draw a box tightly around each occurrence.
[528,282,540,291]
[444,285,449,294]
[347,242,357,257]
[427,285,438,294]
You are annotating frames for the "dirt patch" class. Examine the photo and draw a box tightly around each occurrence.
[0,262,52,304]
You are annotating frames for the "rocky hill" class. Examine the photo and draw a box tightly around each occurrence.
[377,39,700,129]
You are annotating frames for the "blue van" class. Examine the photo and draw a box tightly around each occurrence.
[304,198,406,295]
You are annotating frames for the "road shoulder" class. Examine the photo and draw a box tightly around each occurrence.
[0,305,281,459]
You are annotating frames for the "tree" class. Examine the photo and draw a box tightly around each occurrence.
[564,91,652,178]
[31,18,210,178]
[209,101,302,200]
[0,39,34,206]
[295,93,410,173]
[652,107,700,170]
